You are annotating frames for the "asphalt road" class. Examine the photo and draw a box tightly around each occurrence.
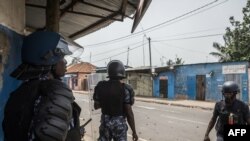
[74,93,216,141]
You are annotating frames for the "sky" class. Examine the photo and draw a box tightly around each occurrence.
[68,0,247,68]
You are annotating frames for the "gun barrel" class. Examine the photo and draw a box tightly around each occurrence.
[80,118,92,128]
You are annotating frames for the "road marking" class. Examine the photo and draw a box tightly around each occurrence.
[134,109,148,115]
[136,105,156,110]
[136,105,181,113]
[127,134,148,141]
[157,109,181,114]
[161,115,207,125]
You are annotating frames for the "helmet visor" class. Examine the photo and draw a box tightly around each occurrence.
[55,37,72,56]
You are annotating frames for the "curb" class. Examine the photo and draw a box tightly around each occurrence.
[135,99,214,110]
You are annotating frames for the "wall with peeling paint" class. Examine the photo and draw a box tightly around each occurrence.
[0,0,25,140]
[155,61,249,103]
[126,73,152,97]
[0,25,23,141]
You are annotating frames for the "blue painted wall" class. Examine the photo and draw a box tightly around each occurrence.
[154,71,175,99]
[153,77,159,97]
[155,62,249,103]
[0,25,23,140]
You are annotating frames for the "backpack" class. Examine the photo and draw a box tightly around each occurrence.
[2,80,41,141]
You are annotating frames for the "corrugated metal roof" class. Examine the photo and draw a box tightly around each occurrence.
[25,0,140,40]
[66,62,96,73]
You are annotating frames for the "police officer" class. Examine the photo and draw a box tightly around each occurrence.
[2,31,82,141]
[204,81,250,141]
[93,60,138,141]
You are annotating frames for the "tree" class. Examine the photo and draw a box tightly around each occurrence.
[210,0,250,62]
[166,55,185,66]
[175,55,185,65]
[166,59,174,66]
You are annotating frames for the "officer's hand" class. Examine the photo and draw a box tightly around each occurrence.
[204,135,210,141]
[132,132,138,141]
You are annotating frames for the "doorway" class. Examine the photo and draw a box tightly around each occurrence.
[196,75,206,100]
[159,76,168,98]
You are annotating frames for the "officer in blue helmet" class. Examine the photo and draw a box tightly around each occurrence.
[204,81,250,141]
[2,31,82,141]
[93,60,138,141]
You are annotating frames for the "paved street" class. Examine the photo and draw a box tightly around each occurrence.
[74,93,216,141]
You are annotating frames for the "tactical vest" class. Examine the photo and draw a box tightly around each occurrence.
[215,100,248,135]
[98,80,125,116]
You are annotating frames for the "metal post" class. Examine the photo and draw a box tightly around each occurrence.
[127,47,130,66]
[148,37,152,68]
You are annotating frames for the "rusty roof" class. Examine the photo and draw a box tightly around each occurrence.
[66,62,96,73]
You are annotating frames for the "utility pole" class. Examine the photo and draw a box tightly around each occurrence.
[148,37,154,97]
[90,52,92,63]
[161,56,167,66]
[143,35,146,66]
[127,47,130,66]
[148,37,152,68]
[160,57,163,66]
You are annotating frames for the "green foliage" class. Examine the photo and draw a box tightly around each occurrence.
[210,0,250,62]
[166,55,185,66]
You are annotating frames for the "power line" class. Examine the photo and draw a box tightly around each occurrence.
[80,33,222,63]
[155,42,210,61]
[140,24,147,66]
[80,41,142,59]
[152,46,164,57]
[153,27,225,39]
[142,0,228,33]
[72,33,222,64]
[153,33,223,42]
[155,42,208,55]
[91,43,145,63]
[82,0,223,48]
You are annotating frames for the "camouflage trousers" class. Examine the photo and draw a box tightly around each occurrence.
[98,114,128,141]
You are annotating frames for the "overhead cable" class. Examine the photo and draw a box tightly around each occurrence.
[83,0,224,47]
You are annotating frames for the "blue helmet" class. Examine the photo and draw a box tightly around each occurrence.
[22,31,72,65]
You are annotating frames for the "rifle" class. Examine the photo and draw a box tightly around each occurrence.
[80,118,92,137]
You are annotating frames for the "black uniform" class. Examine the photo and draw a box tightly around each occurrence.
[2,79,81,141]
[93,80,134,141]
[213,99,250,136]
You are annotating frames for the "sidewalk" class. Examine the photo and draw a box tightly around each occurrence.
[135,96,215,110]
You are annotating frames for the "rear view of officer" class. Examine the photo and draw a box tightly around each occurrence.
[93,60,138,141]
[204,81,250,141]
[2,31,81,141]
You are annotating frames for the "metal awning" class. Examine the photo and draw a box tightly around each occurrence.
[25,0,143,41]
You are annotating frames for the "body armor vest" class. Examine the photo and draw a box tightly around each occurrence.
[98,80,125,116]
